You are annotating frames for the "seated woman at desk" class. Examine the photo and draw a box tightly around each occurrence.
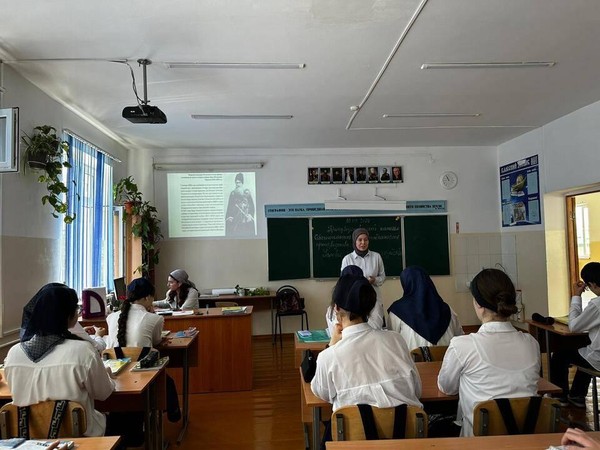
[5,283,115,437]
[105,277,181,430]
[153,269,199,310]
[550,261,600,408]
[312,273,422,447]
[387,266,463,350]
[437,268,540,437]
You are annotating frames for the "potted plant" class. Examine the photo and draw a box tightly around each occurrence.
[113,175,143,214]
[114,177,162,279]
[21,125,77,223]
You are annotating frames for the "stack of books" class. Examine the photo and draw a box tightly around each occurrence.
[221,306,248,315]
[103,357,131,375]
[296,329,330,343]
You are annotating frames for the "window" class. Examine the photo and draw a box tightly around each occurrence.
[576,203,591,259]
[63,131,114,294]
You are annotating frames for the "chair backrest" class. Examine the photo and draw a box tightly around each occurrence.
[473,396,561,436]
[410,346,449,362]
[276,285,304,312]
[216,301,239,307]
[331,404,428,440]
[102,346,152,361]
[0,401,87,439]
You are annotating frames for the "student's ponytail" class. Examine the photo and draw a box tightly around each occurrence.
[117,300,132,347]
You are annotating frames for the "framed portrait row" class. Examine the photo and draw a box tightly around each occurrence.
[308,166,403,185]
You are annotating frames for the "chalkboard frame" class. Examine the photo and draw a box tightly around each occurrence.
[267,214,449,281]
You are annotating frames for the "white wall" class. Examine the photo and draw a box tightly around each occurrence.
[129,145,501,334]
[0,65,130,343]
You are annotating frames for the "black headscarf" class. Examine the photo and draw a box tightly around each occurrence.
[387,266,451,344]
[352,228,369,257]
[20,283,80,362]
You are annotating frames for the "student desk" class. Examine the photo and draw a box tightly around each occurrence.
[0,365,166,450]
[325,431,600,449]
[67,436,122,450]
[302,361,561,450]
[157,332,198,443]
[526,319,590,380]
[162,307,253,393]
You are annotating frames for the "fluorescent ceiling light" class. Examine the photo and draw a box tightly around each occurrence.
[421,62,556,69]
[166,62,305,69]
[324,200,407,211]
[383,113,481,118]
[154,162,264,171]
[191,114,293,120]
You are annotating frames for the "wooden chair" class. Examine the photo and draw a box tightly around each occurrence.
[574,365,600,430]
[410,345,449,362]
[331,404,428,440]
[473,396,561,436]
[215,301,239,307]
[0,400,87,438]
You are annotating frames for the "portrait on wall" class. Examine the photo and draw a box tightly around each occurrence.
[379,167,391,183]
[368,166,379,183]
[343,167,355,183]
[356,167,367,183]
[391,166,403,183]
[319,167,331,184]
[332,167,343,183]
[308,167,319,184]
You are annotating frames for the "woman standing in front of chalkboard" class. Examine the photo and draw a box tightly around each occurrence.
[340,228,385,329]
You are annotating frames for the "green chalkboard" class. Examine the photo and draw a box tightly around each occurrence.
[312,216,403,278]
[267,218,311,281]
[404,215,450,275]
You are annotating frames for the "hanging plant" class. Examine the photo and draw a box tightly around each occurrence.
[21,125,77,224]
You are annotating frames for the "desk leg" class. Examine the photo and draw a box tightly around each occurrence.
[312,406,321,450]
[144,389,153,450]
[177,347,190,444]
[545,328,552,381]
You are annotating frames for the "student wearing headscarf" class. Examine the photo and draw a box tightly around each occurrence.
[5,283,115,437]
[388,266,463,350]
[437,268,540,437]
[340,228,386,328]
[20,282,107,352]
[153,269,199,310]
[311,274,422,448]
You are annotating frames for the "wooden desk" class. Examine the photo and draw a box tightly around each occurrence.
[302,361,561,450]
[526,319,590,380]
[326,431,600,449]
[293,334,328,368]
[0,366,166,450]
[67,436,122,450]
[157,332,198,443]
[163,307,253,393]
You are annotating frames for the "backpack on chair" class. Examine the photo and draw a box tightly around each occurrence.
[276,285,302,313]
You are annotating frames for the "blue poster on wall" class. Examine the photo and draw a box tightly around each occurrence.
[500,155,541,227]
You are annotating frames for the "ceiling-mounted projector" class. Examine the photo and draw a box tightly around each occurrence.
[123,58,167,124]
[122,105,167,124]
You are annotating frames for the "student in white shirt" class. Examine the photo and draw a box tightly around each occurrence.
[437,268,540,437]
[340,228,385,328]
[550,262,600,408]
[153,269,199,310]
[388,266,463,350]
[5,283,115,437]
[312,274,422,448]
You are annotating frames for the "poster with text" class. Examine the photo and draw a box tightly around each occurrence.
[500,155,541,227]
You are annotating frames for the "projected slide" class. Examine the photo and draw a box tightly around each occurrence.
[167,172,256,238]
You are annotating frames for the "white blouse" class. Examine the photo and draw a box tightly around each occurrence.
[387,308,464,350]
[106,303,164,348]
[437,321,540,437]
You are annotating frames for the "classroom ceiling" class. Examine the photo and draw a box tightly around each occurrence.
[1,0,600,151]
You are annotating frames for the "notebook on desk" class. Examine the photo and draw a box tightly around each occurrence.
[554,315,569,325]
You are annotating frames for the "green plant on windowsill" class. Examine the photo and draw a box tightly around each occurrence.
[113,175,143,214]
[21,125,77,224]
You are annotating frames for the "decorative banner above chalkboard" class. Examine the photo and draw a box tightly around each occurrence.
[308,166,403,184]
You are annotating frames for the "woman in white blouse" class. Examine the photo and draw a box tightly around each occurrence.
[340,228,385,328]
[437,268,540,437]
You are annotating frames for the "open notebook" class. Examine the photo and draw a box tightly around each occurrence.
[554,315,569,325]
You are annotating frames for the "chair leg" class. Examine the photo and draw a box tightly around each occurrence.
[593,376,599,431]
[278,315,283,349]
[305,312,309,330]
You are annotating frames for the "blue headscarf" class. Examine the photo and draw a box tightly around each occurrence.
[387,266,451,344]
